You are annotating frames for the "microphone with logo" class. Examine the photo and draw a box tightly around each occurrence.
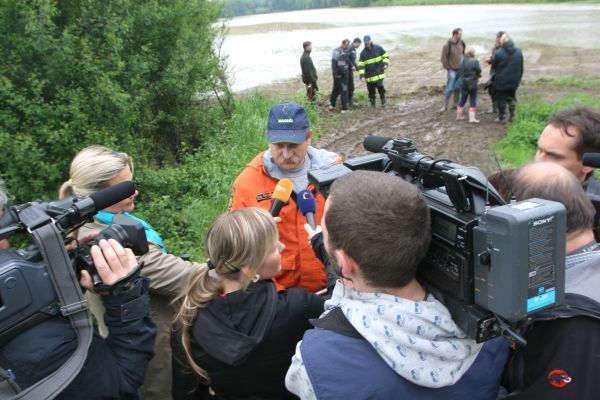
[298,189,317,229]
[270,178,294,217]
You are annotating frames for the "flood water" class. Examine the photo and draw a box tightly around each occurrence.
[221,4,600,92]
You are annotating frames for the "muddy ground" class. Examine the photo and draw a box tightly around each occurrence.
[250,36,600,175]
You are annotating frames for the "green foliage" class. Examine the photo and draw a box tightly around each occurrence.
[495,92,600,168]
[0,0,231,204]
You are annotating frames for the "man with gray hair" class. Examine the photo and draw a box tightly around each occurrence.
[503,162,600,399]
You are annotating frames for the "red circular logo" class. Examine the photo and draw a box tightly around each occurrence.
[547,369,572,389]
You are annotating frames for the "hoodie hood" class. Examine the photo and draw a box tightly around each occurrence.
[324,282,483,388]
[503,40,516,54]
[192,280,277,366]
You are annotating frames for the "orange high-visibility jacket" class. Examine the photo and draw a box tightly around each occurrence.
[230,149,340,292]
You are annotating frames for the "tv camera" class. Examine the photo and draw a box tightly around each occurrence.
[308,136,566,343]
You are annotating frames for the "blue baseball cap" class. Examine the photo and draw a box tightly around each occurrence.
[363,35,371,42]
[267,102,310,144]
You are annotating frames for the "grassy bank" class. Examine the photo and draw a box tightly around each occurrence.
[135,93,319,260]
[495,77,600,168]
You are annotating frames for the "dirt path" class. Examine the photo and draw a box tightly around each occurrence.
[252,36,600,174]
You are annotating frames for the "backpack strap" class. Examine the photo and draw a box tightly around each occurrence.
[3,206,93,400]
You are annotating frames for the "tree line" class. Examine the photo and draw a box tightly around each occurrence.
[221,0,375,17]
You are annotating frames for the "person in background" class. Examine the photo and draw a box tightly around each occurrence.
[347,37,362,107]
[171,208,325,400]
[359,35,389,108]
[60,145,206,400]
[329,39,351,113]
[0,179,9,250]
[300,41,318,102]
[484,31,505,114]
[457,46,482,123]
[491,33,523,123]
[229,102,341,293]
[440,28,465,112]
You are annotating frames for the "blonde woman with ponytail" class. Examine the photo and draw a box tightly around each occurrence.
[61,145,205,400]
[172,208,325,400]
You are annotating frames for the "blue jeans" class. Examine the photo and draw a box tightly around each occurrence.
[444,69,460,98]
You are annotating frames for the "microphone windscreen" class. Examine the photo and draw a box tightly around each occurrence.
[89,181,136,211]
[272,179,293,203]
[363,135,393,153]
[297,190,316,215]
[583,153,600,168]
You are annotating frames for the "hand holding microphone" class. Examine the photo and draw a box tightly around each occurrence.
[298,189,317,230]
[270,178,293,217]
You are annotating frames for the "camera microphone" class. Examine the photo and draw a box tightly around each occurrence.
[270,179,293,217]
[363,135,394,153]
[298,189,317,229]
[0,181,136,230]
[583,153,600,168]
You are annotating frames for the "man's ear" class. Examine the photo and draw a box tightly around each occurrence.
[582,165,595,180]
[306,128,313,145]
[336,249,359,279]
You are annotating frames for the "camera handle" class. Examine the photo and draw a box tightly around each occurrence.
[4,205,93,400]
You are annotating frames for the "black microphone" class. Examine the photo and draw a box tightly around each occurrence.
[363,135,394,154]
[297,189,317,229]
[270,179,293,217]
[0,181,136,230]
[583,153,600,168]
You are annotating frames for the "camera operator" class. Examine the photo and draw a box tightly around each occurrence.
[502,162,600,399]
[285,171,509,399]
[0,182,156,399]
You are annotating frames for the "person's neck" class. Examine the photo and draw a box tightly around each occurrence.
[222,279,247,295]
[349,278,427,301]
[566,229,596,255]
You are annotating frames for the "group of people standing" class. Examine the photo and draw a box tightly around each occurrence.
[441,27,524,124]
[301,27,523,125]
[300,35,389,111]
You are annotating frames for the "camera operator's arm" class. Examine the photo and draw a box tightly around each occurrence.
[304,224,339,292]
[61,239,156,398]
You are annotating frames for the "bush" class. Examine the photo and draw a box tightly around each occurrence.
[0,0,230,204]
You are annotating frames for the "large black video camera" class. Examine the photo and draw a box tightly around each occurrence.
[309,136,567,343]
[0,181,148,344]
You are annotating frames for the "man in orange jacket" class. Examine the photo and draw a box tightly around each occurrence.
[229,102,341,292]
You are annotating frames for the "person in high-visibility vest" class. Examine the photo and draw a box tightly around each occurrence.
[358,35,389,108]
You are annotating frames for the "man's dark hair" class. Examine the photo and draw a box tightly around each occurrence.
[512,162,595,235]
[341,39,350,46]
[452,28,462,36]
[548,105,600,158]
[353,37,362,44]
[496,31,505,38]
[302,41,311,50]
[325,171,431,289]
[487,169,516,203]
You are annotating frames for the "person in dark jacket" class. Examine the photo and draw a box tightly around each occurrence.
[329,39,351,112]
[492,33,523,123]
[0,237,156,400]
[359,35,389,108]
[300,41,318,102]
[457,46,482,123]
[502,162,600,399]
[171,208,325,400]
[484,31,505,114]
[346,37,361,107]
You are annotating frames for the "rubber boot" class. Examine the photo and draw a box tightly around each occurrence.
[508,104,515,122]
[370,98,376,108]
[380,93,386,108]
[440,95,450,112]
[469,107,480,124]
[456,106,464,121]
[453,90,460,109]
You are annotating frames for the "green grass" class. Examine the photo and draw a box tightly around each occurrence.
[495,79,600,168]
[135,92,320,260]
